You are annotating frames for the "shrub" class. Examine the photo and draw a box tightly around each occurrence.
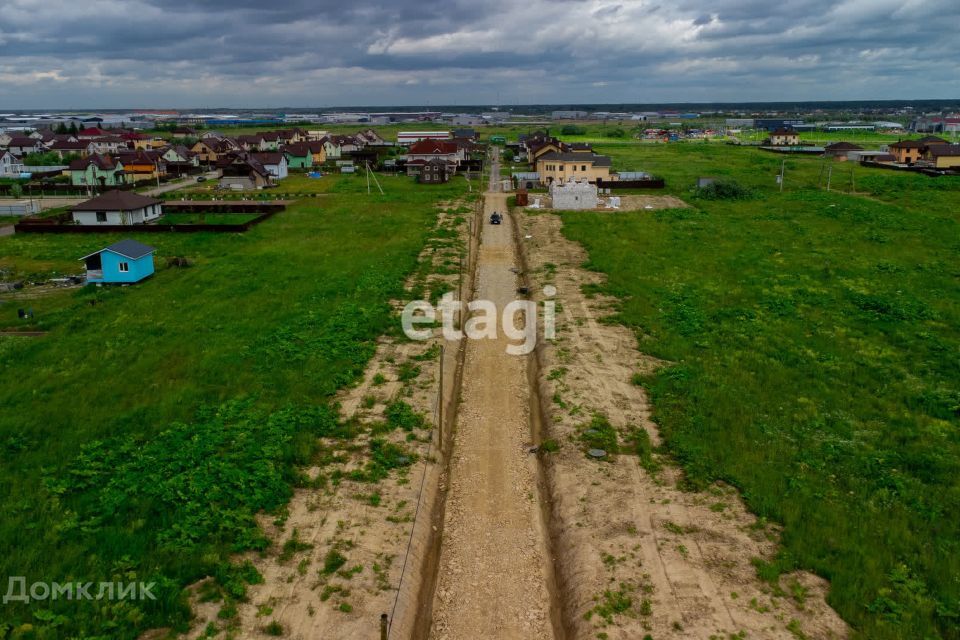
[694,179,754,200]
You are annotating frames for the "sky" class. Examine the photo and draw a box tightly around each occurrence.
[1,0,959,109]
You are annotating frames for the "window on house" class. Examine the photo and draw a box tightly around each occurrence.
[96,212,107,222]
[118,262,129,272]
[582,165,587,171]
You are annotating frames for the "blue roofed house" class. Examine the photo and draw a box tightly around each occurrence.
[81,239,156,284]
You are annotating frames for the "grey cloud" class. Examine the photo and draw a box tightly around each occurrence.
[0,0,958,108]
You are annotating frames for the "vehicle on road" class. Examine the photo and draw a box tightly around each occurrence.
[490,212,502,225]
[196,176,207,182]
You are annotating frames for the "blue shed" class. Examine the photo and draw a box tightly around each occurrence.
[81,239,156,284]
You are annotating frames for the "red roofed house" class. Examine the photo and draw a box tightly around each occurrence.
[77,127,110,140]
[405,140,464,177]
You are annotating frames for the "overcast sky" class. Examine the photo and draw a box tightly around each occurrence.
[1,0,958,109]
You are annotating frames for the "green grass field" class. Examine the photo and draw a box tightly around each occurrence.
[156,212,260,225]
[0,173,469,638]
[556,145,960,639]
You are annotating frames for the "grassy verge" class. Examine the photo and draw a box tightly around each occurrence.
[557,145,959,639]
[157,213,261,225]
[0,174,470,638]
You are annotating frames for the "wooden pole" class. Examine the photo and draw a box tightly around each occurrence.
[380,613,388,640]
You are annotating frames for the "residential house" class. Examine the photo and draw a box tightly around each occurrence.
[281,128,309,144]
[77,127,109,140]
[259,132,284,150]
[81,239,156,284]
[0,133,14,148]
[768,128,801,146]
[535,152,612,185]
[71,191,162,225]
[88,136,129,155]
[237,134,268,151]
[823,141,863,160]
[69,155,126,186]
[161,145,200,175]
[7,137,43,157]
[218,153,273,189]
[126,134,167,150]
[418,158,451,183]
[0,150,22,176]
[921,144,960,169]
[282,144,313,170]
[115,150,167,182]
[917,135,949,146]
[405,140,463,177]
[318,136,342,159]
[48,139,94,160]
[888,140,926,164]
[357,129,386,145]
[191,138,235,164]
[252,152,288,179]
[171,126,197,137]
[305,141,327,165]
[333,134,361,155]
[550,179,598,210]
[452,128,478,141]
[406,140,464,162]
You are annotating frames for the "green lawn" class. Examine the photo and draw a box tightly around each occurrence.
[557,145,960,639]
[0,174,469,638]
[156,212,260,225]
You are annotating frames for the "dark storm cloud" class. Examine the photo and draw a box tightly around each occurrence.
[1,0,958,107]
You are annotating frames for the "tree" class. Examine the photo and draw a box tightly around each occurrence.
[68,122,79,135]
[10,183,23,199]
[23,151,61,166]
[55,122,68,134]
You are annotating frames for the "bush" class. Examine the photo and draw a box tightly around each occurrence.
[694,179,754,200]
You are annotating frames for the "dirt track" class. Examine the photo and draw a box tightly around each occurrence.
[429,155,559,639]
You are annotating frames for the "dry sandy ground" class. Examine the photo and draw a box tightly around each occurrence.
[529,193,688,212]
[429,188,556,640]
[167,200,469,640]
[517,206,850,640]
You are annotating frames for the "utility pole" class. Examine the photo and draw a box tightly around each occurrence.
[826,165,833,192]
[779,159,785,193]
